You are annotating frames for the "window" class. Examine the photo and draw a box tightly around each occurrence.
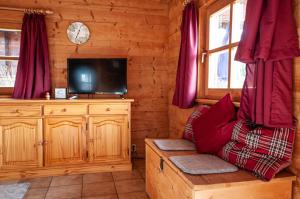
[199,0,247,100]
[0,29,21,94]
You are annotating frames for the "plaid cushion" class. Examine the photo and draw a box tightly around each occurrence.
[218,120,295,180]
[183,105,210,142]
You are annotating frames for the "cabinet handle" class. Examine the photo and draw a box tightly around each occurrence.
[37,141,43,146]
[159,157,164,172]
[106,107,111,111]
[62,108,67,112]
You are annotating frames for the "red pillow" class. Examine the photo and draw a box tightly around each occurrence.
[192,94,236,154]
[183,105,210,142]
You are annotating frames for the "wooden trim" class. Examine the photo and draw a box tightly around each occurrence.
[0,56,19,61]
[0,88,13,96]
[0,162,131,181]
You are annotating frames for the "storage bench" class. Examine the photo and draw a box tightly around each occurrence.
[145,139,296,199]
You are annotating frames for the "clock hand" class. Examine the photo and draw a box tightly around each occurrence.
[75,25,83,41]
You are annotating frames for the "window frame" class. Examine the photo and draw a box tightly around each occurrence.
[197,0,245,102]
[0,28,21,96]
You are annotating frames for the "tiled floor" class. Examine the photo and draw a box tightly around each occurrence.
[2,159,147,199]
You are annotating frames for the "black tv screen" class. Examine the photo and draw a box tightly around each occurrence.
[68,58,127,94]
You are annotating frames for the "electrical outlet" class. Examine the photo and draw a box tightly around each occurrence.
[131,144,137,153]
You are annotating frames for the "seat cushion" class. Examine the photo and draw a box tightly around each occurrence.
[153,139,196,151]
[182,105,210,142]
[169,154,238,175]
[192,94,237,154]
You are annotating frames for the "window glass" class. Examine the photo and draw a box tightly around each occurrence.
[0,29,20,88]
[232,0,247,43]
[0,60,18,87]
[230,47,246,88]
[208,49,229,88]
[0,30,21,57]
[209,5,230,50]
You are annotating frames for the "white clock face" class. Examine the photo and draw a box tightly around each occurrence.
[67,22,90,45]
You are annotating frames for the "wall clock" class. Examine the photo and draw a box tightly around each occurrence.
[67,22,90,45]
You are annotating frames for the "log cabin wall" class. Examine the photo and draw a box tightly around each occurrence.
[0,0,170,158]
[168,0,300,198]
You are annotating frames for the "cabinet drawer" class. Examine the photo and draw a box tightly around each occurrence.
[44,105,87,116]
[89,104,129,115]
[0,106,42,117]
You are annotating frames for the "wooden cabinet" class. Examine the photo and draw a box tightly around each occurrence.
[0,118,43,169]
[88,116,129,162]
[44,117,86,166]
[0,99,133,180]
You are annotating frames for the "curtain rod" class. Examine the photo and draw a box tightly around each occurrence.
[0,6,54,15]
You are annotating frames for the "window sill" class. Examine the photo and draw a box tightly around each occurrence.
[195,98,240,107]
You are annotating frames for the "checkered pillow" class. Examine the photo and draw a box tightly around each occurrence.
[183,105,210,142]
[218,120,295,180]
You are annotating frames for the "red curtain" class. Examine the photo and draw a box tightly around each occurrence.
[13,13,51,99]
[235,0,300,128]
[172,1,198,109]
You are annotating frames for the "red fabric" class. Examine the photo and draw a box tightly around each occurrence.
[235,0,300,127]
[183,105,210,142]
[13,13,51,99]
[172,1,198,109]
[218,120,295,180]
[192,94,236,154]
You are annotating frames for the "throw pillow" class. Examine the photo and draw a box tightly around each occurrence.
[182,105,210,142]
[192,94,237,154]
[218,119,296,180]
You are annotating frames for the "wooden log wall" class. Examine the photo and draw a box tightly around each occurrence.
[0,0,170,158]
[168,0,300,198]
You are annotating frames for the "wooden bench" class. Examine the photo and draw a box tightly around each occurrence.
[145,139,296,199]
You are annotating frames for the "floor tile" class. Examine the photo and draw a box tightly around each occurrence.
[50,175,82,187]
[118,191,149,199]
[112,170,141,181]
[83,172,113,184]
[115,179,145,194]
[22,177,52,188]
[82,195,118,199]
[24,188,48,199]
[82,181,116,198]
[45,184,82,199]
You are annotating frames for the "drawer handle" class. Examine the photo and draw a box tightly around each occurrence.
[106,108,111,111]
[159,157,164,171]
[15,109,20,113]
[62,108,67,112]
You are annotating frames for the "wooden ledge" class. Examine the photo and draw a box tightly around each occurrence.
[196,98,240,107]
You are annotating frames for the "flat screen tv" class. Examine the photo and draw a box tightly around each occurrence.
[67,58,127,94]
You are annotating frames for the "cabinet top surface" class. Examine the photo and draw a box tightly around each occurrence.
[0,98,134,104]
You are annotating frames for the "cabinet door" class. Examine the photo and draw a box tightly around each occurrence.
[44,117,86,166]
[88,116,129,162]
[0,118,43,169]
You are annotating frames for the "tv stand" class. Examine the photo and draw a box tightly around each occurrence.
[0,98,134,181]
